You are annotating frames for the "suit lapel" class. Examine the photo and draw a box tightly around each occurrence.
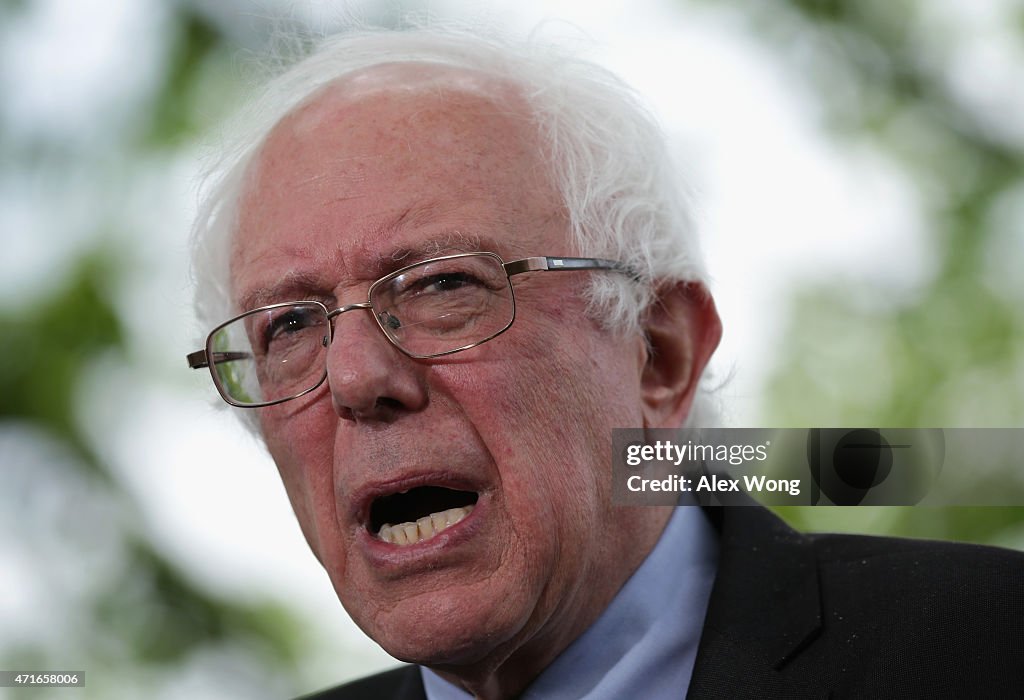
[395,666,427,700]
[687,503,825,699]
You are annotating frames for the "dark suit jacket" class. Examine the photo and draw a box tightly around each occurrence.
[299,504,1024,699]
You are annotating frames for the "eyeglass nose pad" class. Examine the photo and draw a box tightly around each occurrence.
[379,311,401,330]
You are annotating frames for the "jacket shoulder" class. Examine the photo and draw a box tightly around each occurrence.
[808,528,1024,560]
[804,531,1024,694]
[296,665,425,700]
[808,529,1024,584]
[692,505,1024,697]
[807,531,1024,619]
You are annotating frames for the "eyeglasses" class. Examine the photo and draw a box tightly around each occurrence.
[187,252,630,407]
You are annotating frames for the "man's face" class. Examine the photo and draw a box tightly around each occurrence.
[231,66,669,676]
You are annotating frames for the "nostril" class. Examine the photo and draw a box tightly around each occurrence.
[376,396,404,411]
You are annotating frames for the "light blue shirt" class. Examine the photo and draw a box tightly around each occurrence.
[421,504,719,699]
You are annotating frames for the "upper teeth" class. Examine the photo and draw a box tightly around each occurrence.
[378,505,474,546]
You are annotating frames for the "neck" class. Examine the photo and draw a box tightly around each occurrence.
[429,506,674,699]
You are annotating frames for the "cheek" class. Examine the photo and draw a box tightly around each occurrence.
[258,397,341,556]
[450,316,641,523]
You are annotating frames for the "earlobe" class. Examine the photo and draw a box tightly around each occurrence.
[639,282,722,429]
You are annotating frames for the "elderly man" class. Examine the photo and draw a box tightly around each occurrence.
[187,28,1023,700]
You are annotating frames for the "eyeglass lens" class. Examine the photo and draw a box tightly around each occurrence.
[207,254,515,406]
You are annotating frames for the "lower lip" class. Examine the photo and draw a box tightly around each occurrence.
[356,496,488,569]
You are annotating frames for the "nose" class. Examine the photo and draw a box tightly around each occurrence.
[325,304,428,422]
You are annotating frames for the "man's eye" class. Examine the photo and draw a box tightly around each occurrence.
[263,309,319,345]
[415,272,480,294]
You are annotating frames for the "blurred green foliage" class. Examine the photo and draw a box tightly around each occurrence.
[0,252,122,472]
[0,250,305,696]
[0,1,306,697]
[702,0,1024,544]
[146,7,232,147]
[93,538,302,666]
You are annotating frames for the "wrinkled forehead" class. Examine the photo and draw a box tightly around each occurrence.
[254,61,540,174]
[229,62,567,305]
[240,59,558,214]
[262,62,539,173]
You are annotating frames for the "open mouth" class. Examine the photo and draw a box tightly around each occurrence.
[370,486,479,546]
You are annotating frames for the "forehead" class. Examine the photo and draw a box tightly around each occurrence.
[231,64,565,308]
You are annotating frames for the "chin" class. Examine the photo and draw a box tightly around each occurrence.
[360,587,528,669]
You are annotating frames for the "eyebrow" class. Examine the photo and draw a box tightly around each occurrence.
[235,231,491,312]
[237,270,334,312]
[372,231,486,275]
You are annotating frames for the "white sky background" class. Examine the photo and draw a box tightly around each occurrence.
[1,0,1021,696]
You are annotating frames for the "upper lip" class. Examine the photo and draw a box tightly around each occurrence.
[349,470,487,530]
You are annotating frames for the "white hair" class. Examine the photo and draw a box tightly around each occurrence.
[190,25,719,426]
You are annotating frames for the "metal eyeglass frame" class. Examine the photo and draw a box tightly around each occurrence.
[186,252,632,408]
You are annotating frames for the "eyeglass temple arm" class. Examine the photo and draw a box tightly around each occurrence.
[503,256,633,277]
[186,349,253,370]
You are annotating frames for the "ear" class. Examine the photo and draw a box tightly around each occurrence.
[640,281,722,429]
